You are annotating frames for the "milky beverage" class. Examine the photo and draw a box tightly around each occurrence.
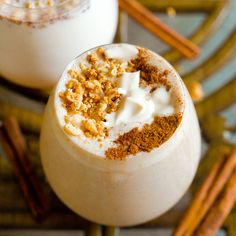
[0,0,118,88]
[40,44,201,226]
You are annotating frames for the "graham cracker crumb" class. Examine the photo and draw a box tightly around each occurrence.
[87,53,99,65]
[60,47,123,138]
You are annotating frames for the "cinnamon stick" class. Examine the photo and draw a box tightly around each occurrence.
[119,0,200,59]
[0,117,49,221]
[195,168,236,236]
[0,128,41,219]
[4,117,48,210]
[173,149,236,236]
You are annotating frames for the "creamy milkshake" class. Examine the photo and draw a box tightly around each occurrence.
[0,0,118,89]
[40,44,201,226]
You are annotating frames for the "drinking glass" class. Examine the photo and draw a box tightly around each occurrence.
[40,44,201,226]
[0,0,118,89]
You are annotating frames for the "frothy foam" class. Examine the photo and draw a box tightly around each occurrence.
[105,44,139,61]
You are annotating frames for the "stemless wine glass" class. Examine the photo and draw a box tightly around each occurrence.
[0,0,118,89]
[40,44,201,226]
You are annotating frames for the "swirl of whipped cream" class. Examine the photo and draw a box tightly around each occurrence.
[115,71,174,125]
[104,45,175,127]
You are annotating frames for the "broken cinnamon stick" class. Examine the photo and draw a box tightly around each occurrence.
[196,168,236,236]
[0,117,49,221]
[119,0,200,59]
[173,149,236,236]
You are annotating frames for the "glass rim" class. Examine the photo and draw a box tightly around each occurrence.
[53,43,188,168]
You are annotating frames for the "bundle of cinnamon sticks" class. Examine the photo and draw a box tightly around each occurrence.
[0,117,49,222]
[173,149,236,236]
[119,0,200,59]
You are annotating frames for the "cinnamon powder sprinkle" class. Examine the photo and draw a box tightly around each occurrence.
[105,113,182,160]
[131,48,172,91]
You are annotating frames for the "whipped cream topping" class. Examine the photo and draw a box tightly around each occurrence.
[104,46,175,127]
[56,44,183,157]
[152,87,174,116]
[104,44,139,61]
[106,71,174,127]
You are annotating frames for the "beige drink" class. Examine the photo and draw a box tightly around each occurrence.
[40,44,201,226]
[0,0,118,89]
